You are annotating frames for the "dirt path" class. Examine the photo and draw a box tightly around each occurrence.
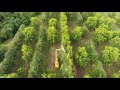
[49,46,56,70]
[75,66,85,78]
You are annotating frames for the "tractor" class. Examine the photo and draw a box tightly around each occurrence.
[55,45,65,68]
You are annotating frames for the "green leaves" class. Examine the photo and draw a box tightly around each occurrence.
[102,46,119,66]
[92,24,108,44]
[47,26,56,44]
[105,18,115,30]
[0,12,39,43]
[60,12,70,46]
[0,73,19,78]
[109,36,120,49]
[85,40,98,62]
[41,73,56,78]
[59,12,74,78]
[112,71,120,78]
[81,25,89,37]
[47,18,57,44]
[22,45,32,61]
[48,18,57,27]
[0,28,23,75]
[91,61,107,78]
[85,16,97,30]
[30,17,39,30]
[75,47,88,67]
[22,26,35,44]
[72,26,83,41]
[60,53,74,78]
[28,25,45,78]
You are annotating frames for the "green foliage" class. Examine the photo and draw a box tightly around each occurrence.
[72,26,83,41]
[22,26,35,44]
[107,31,113,40]
[0,73,19,78]
[92,24,108,44]
[108,12,117,19]
[66,12,76,20]
[60,12,74,78]
[47,26,56,44]
[112,71,120,78]
[16,67,24,76]
[105,18,116,30]
[28,25,45,78]
[75,47,88,67]
[60,12,67,26]
[60,53,74,78]
[112,31,120,38]
[66,12,83,24]
[48,12,60,20]
[81,25,89,37]
[0,12,39,43]
[22,45,32,61]
[48,18,57,27]
[101,46,119,66]
[66,45,73,58]
[91,61,107,78]
[85,40,98,62]
[83,74,91,78]
[60,12,70,46]
[95,13,105,27]
[84,13,107,31]
[47,18,57,44]
[1,12,120,78]
[115,16,120,26]
[0,27,23,75]
[81,12,94,21]
[42,12,49,24]
[109,36,120,49]
[30,17,39,30]
[41,73,56,78]
[0,45,8,61]
[85,16,97,30]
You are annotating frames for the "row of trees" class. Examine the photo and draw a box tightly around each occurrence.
[21,17,40,63]
[85,40,98,63]
[47,18,57,44]
[85,13,115,31]
[66,12,83,25]
[0,26,23,75]
[0,45,8,62]
[75,47,88,67]
[0,15,40,77]
[28,25,45,78]
[0,66,24,78]
[60,12,74,78]
[101,46,119,66]
[72,26,83,41]
[92,23,120,44]
[0,12,40,43]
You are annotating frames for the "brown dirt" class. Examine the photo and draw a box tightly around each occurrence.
[72,64,77,76]
[74,61,93,78]
[80,37,86,46]
[71,42,80,52]
[87,31,93,40]
[10,50,22,73]
[103,62,120,78]
[21,61,30,78]
[75,66,85,78]
[95,43,107,53]
[49,46,56,70]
